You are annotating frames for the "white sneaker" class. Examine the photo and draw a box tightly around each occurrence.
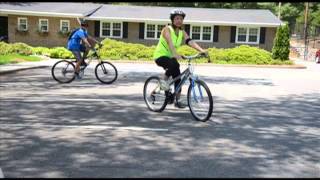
[160,79,170,91]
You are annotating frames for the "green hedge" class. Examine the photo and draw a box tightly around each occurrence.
[0,39,292,65]
[0,42,33,55]
[99,39,156,60]
[49,47,74,59]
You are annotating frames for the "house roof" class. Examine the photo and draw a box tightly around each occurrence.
[0,3,282,27]
[0,2,102,17]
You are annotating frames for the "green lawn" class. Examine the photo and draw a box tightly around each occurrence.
[0,54,42,65]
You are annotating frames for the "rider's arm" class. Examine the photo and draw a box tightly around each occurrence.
[88,35,100,44]
[183,31,206,53]
[78,30,92,48]
[162,26,180,59]
[81,37,92,48]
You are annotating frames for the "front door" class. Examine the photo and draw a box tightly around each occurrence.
[0,16,8,42]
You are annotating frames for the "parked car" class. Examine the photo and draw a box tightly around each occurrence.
[316,49,320,64]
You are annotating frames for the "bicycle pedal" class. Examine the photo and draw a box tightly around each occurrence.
[150,94,155,103]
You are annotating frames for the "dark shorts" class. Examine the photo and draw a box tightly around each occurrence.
[155,56,180,77]
[155,56,181,91]
[71,45,87,62]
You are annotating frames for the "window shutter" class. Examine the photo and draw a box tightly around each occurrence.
[213,26,219,42]
[139,23,145,39]
[184,24,190,36]
[230,26,236,43]
[94,21,100,37]
[259,27,266,44]
[123,22,128,39]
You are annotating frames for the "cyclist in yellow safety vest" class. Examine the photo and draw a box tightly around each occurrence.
[153,9,208,108]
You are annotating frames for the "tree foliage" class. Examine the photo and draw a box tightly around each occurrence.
[272,24,290,60]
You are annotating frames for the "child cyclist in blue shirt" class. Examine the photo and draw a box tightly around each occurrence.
[67,19,101,79]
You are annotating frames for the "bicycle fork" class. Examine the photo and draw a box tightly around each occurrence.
[191,76,204,103]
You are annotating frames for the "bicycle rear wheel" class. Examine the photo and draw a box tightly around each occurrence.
[143,76,168,112]
[51,60,75,83]
[187,79,213,122]
[95,61,118,84]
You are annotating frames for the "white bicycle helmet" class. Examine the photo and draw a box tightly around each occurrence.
[170,9,186,21]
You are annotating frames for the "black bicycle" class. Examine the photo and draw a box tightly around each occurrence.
[51,46,118,84]
[143,53,213,122]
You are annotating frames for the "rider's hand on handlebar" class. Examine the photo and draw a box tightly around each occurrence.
[173,53,182,60]
[199,50,208,57]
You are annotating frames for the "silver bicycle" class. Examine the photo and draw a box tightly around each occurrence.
[143,53,213,122]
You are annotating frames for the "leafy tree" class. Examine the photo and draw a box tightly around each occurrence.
[272,24,290,60]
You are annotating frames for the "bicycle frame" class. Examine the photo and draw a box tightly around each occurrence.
[70,47,103,72]
[165,55,206,101]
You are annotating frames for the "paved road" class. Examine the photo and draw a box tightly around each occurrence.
[0,61,319,177]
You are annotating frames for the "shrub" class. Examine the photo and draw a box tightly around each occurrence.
[9,43,33,55]
[209,45,274,65]
[32,47,51,56]
[272,24,290,60]
[99,38,155,60]
[0,42,11,55]
[0,42,34,55]
[49,47,74,59]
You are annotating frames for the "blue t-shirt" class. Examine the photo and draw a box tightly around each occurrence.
[67,28,88,51]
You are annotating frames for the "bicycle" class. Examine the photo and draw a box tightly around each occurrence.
[51,45,118,84]
[143,53,213,122]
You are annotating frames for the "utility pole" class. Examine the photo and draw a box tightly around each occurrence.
[304,2,309,61]
[278,2,281,19]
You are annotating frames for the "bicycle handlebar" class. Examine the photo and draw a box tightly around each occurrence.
[91,42,103,52]
[181,52,211,62]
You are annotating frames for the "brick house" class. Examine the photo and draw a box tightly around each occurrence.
[0,2,283,51]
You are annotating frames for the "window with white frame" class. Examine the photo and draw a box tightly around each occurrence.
[60,20,70,32]
[191,26,201,40]
[146,24,155,38]
[112,22,121,37]
[101,22,122,38]
[191,25,213,41]
[236,27,260,44]
[157,24,166,38]
[237,27,247,42]
[249,28,258,42]
[39,19,49,32]
[18,17,28,31]
[202,26,212,41]
[145,23,166,39]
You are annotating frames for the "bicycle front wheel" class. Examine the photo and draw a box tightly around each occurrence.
[143,76,168,112]
[187,80,213,122]
[51,60,75,83]
[95,61,118,84]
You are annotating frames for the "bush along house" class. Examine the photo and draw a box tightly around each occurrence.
[0,2,283,51]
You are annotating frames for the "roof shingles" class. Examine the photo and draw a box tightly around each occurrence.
[0,3,282,26]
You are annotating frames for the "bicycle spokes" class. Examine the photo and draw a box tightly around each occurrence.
[188,80,213,121]
[95,62,118,84]
[192,81,204,103]
[143,76,167,112]
[52,60,75,83]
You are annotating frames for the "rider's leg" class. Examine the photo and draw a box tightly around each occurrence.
[169,58,181,99]
[80,45,88,66]
[169,58,186,108]
[72,51,82,73]
[155,57,171,80]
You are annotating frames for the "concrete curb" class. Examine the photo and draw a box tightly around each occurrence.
[0,58,307,75]
[0,65,49,75]
[108,60,307,69]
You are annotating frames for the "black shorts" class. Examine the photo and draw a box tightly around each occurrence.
[155,56,181,90]
[155,56,180,78]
